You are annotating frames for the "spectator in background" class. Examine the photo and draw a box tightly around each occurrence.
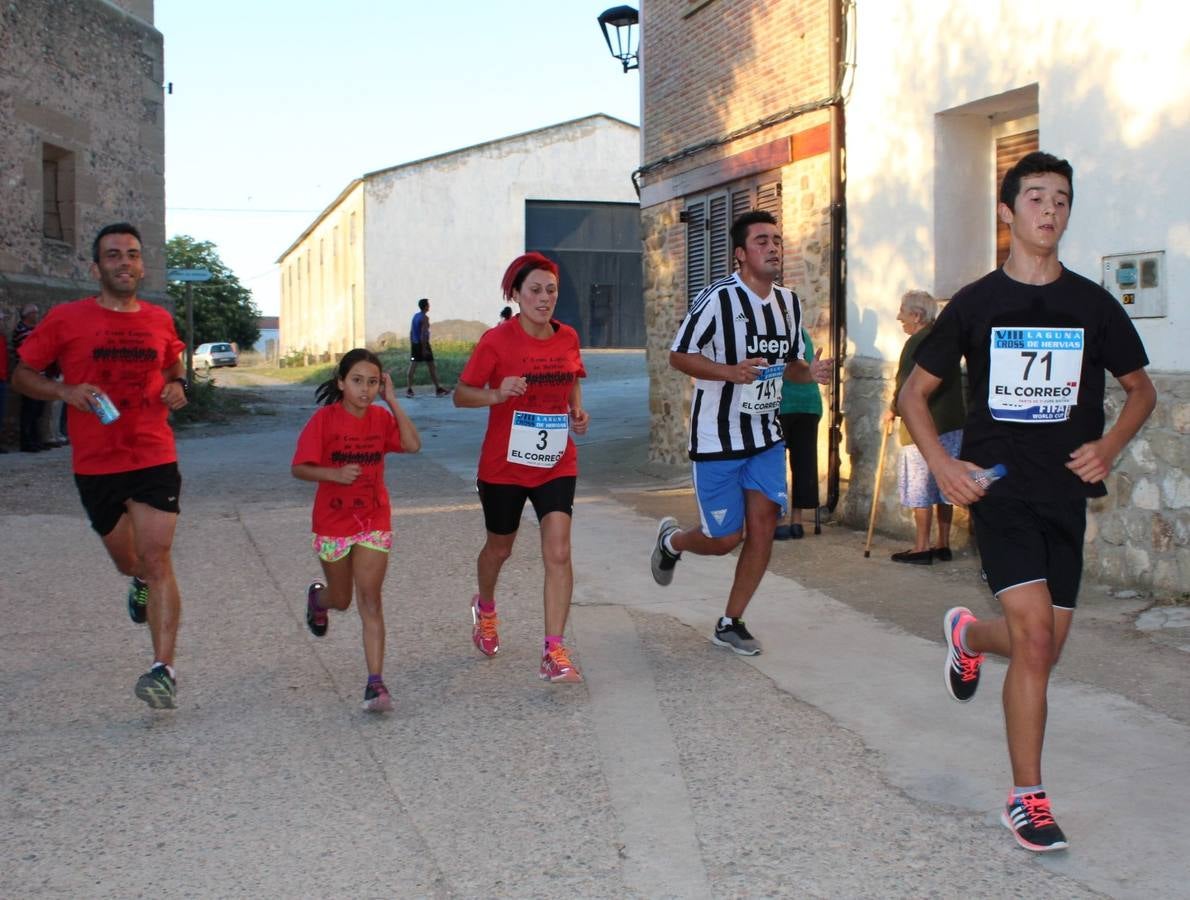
[12,304,47,452]
[774,325,822,540]
[406,297,450,398]
[498,305,513,325]
[882,290,965,564]
[0,309,9,453]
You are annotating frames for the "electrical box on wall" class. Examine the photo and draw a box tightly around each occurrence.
[1102,250,1166,318]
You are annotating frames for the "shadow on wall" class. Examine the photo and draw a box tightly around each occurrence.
[843,3,1189,556]
[851,2,1188,366]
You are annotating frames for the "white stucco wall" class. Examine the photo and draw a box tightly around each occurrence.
[361,115,640,342]
[278,182,364,358]
[845,1,1189,372]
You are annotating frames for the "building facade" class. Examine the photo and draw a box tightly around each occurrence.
[278,115,642,358]
[636,0,842,481]
[0,0,166,313]
[637,0,1189,594]
[0,0,165,440]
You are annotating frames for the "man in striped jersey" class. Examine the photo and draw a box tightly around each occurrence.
[651,211,833,654]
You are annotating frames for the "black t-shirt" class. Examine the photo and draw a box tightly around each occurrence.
[914,266,1148,499]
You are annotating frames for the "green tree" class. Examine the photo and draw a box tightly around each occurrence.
[166,235,261,350]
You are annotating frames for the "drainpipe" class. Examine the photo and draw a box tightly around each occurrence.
[825,0,848,514]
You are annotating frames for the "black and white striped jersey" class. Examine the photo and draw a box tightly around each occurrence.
[670,272,805,460]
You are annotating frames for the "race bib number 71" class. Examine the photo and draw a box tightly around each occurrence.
[988,327,1084,423]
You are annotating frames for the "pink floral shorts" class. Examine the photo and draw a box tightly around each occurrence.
[312,530,392,563]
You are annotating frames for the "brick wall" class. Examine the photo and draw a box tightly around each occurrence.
[640,0,835,466]
[642,0,832,166]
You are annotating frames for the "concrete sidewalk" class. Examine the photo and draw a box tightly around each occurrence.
[1,352,1187,897]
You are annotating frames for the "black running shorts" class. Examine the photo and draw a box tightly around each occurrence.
[74,462,182,536]
[970,495,1086,609]
[477,476,576,535]
[410,342,434,362]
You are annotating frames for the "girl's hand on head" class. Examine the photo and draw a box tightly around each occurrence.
[381,372,396,403]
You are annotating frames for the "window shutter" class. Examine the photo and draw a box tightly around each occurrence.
[707,191,730,282]
[685,197,707,303]
[731,187,752,223]
[756,181,781,224]
[995,130,1039,266]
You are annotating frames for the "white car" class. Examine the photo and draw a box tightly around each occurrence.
[193,342,238,371]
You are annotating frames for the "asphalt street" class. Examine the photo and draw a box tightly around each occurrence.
[1,350,1187,898]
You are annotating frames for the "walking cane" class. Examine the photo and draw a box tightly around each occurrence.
[863,417,894,557]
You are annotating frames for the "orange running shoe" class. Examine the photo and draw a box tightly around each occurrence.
[539,645,583,683]
[471,594,500,657]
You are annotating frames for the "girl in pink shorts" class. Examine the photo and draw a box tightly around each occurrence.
[292,349,421,712]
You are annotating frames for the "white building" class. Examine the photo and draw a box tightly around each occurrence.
[278,114,642,358]
[845,1,1186,372]
[841,0,1189,590]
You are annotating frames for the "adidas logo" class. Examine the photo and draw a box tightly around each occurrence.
[735,312,748,321]
[712,509,727,524]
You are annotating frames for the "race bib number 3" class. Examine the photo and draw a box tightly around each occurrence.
[507,411,569,468]
[988,327,1084,423]
[740,363,785,415]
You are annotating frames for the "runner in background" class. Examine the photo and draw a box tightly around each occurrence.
[453,252,590,683]
[651,211,832,656]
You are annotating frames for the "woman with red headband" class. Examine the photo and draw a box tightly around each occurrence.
[453,253,590,683]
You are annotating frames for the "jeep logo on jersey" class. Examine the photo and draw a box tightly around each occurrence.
[745,334,790,359]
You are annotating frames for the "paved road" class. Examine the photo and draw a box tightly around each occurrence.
[1,351,1187,898]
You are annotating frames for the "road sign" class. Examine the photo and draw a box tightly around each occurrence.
[167,268,213,282]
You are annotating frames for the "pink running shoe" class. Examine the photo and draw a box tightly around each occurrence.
[943,606,984,702]
[362,680,393,713]
[539,645,583,684]
[471,594,500,657]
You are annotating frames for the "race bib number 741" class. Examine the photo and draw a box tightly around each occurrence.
[740,363,785,415]
[988,327,1084,423]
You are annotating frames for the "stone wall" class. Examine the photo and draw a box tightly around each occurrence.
[1086,373,1190,597]
[642,200,690,465]
[0,0,166,318]
[840,360,1189,598]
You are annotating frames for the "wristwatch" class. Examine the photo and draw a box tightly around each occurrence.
[172,377,189,393]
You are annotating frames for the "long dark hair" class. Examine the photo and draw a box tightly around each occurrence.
[315,348,383,405]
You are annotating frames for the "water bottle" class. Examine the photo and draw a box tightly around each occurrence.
[90,390,120,425]
[970,463,1006,489]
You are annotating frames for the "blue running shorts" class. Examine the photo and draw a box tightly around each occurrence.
[692,443,788,538]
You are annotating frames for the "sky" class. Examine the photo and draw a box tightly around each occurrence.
[156,1,641,316]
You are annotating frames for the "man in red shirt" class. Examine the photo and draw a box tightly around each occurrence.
[12,223,190,710]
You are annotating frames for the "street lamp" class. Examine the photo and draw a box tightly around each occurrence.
[598,5,639,72]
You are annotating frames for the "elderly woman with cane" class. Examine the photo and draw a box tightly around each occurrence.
[881,290,965,564]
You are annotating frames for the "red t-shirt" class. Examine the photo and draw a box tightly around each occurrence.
[17,297,185,475]
[459,318,586,487]
[292,402,405,536]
